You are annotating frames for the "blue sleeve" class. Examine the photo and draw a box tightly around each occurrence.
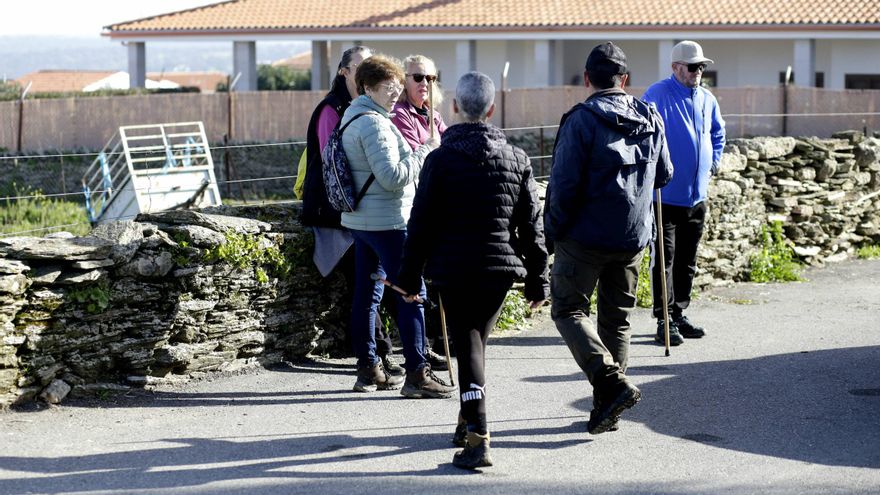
[545,109,591,243]
[710,96,726,174]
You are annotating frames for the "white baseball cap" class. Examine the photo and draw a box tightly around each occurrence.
[671,40,714,65]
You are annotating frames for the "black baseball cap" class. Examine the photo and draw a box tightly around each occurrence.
[585,42,627,75]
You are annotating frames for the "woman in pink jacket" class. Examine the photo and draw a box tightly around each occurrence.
[392,55,447,151]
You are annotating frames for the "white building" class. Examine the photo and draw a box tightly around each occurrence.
[104,0,880,91]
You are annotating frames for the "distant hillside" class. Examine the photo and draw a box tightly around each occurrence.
[0,36,309,80]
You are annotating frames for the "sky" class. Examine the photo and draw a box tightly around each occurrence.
[1,0,215,37]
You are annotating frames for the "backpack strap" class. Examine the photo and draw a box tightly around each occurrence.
[339,111,379,209]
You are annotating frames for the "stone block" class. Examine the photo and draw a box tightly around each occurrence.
[39,379,71,404]
[0,259,29,275]
[0,236,114,261]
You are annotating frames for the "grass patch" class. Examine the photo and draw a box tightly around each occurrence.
[636,247,652,308]
[857,245,880,259]
[495,289,532,333]
[1,183,90,237]
[748,221,803,283]
[204,230,291,279]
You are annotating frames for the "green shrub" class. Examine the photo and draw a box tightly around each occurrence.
[857,244,880,259]
[67,282,111,314]
[636,247,652,308]
[204,230,291,279]
[495,289,531,332]
[748,221,803,282]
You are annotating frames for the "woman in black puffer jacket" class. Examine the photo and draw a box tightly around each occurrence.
[398,71,550,470]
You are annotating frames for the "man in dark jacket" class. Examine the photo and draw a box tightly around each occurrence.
[545,42,673,435]
[399,71,549,470]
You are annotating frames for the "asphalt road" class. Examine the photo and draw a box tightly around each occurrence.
[1,258,879,495]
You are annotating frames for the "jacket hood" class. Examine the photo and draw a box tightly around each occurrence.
[584,88,657,137]
[441,122,507,161]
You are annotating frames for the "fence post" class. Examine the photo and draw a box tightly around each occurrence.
[16,83,31,153]
[539,126,545,176]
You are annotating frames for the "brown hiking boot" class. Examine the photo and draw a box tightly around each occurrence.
[400,365,455,399]
[353,362,404,392]
[452,431,493,470]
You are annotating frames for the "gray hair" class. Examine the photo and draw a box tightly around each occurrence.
[455,71,495,122]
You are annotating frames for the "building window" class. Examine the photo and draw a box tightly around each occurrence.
[700,71,717,88]
[845,74,880,90]
[779,71,825,87]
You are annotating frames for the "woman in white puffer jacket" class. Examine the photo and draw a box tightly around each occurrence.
[339,54,453,399]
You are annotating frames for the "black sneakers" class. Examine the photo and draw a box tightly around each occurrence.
[381,354,405,376]
[655,319,684,346]
[452,431,493,470]
[353,362,404,392]
[587,380,641,435]
[673,315,706,338]
[400,365,456,399]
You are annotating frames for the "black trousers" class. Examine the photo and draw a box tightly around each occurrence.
[650,201,707,320]
[439,281,511,434]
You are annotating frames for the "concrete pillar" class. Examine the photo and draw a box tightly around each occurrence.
[232,41,257,91]
[455,40,476,82]
[793,39,816,87]
[311,40,332,91]
[549,40,564,86]
[127,42,146,89]
[657,40,674,81]
[533,40,551,87]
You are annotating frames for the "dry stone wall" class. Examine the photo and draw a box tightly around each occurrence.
[0,204,350,408]
[0,133,878,409]
[697,132,880,287]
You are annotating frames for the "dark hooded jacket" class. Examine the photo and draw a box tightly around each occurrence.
[544,88,673,252]
[399,123,550,302]
[300,75,352,227]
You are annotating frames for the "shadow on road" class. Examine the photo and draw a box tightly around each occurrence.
[0,419,584,493]
[526,344,880,469]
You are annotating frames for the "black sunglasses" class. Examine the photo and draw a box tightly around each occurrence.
[407,73,437,83]
[684,63,708,73]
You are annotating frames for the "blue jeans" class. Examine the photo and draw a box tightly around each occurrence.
[350,229,427,372]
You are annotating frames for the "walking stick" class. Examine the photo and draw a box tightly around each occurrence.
[655,189,672,357]
[428,83,436,138]
[425,82,455,384]
[438,294,455,386]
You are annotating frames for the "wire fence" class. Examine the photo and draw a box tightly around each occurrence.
[2,110,879,237]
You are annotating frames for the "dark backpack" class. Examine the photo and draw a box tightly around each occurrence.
[322,112,377,212]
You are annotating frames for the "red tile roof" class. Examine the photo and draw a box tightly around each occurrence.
[17,71,117,93]
[16,70,228,93]
[105,0,880,34]
[272,51,312,71]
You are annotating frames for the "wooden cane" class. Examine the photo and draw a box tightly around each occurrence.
[655,189,672,357]
[426,84,453,383]
[428,82,436,138]
[438,294,455,385]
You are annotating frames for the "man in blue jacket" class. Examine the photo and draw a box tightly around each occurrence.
[545,42,673,435]
[643,40,726,346]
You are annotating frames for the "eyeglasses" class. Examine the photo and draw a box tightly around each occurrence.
[681,63,708,73]
[407,73,437,83]
[376,82,403,95]
[346,63,359,72]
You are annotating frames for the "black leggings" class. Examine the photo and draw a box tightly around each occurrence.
[438,282,511,434]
